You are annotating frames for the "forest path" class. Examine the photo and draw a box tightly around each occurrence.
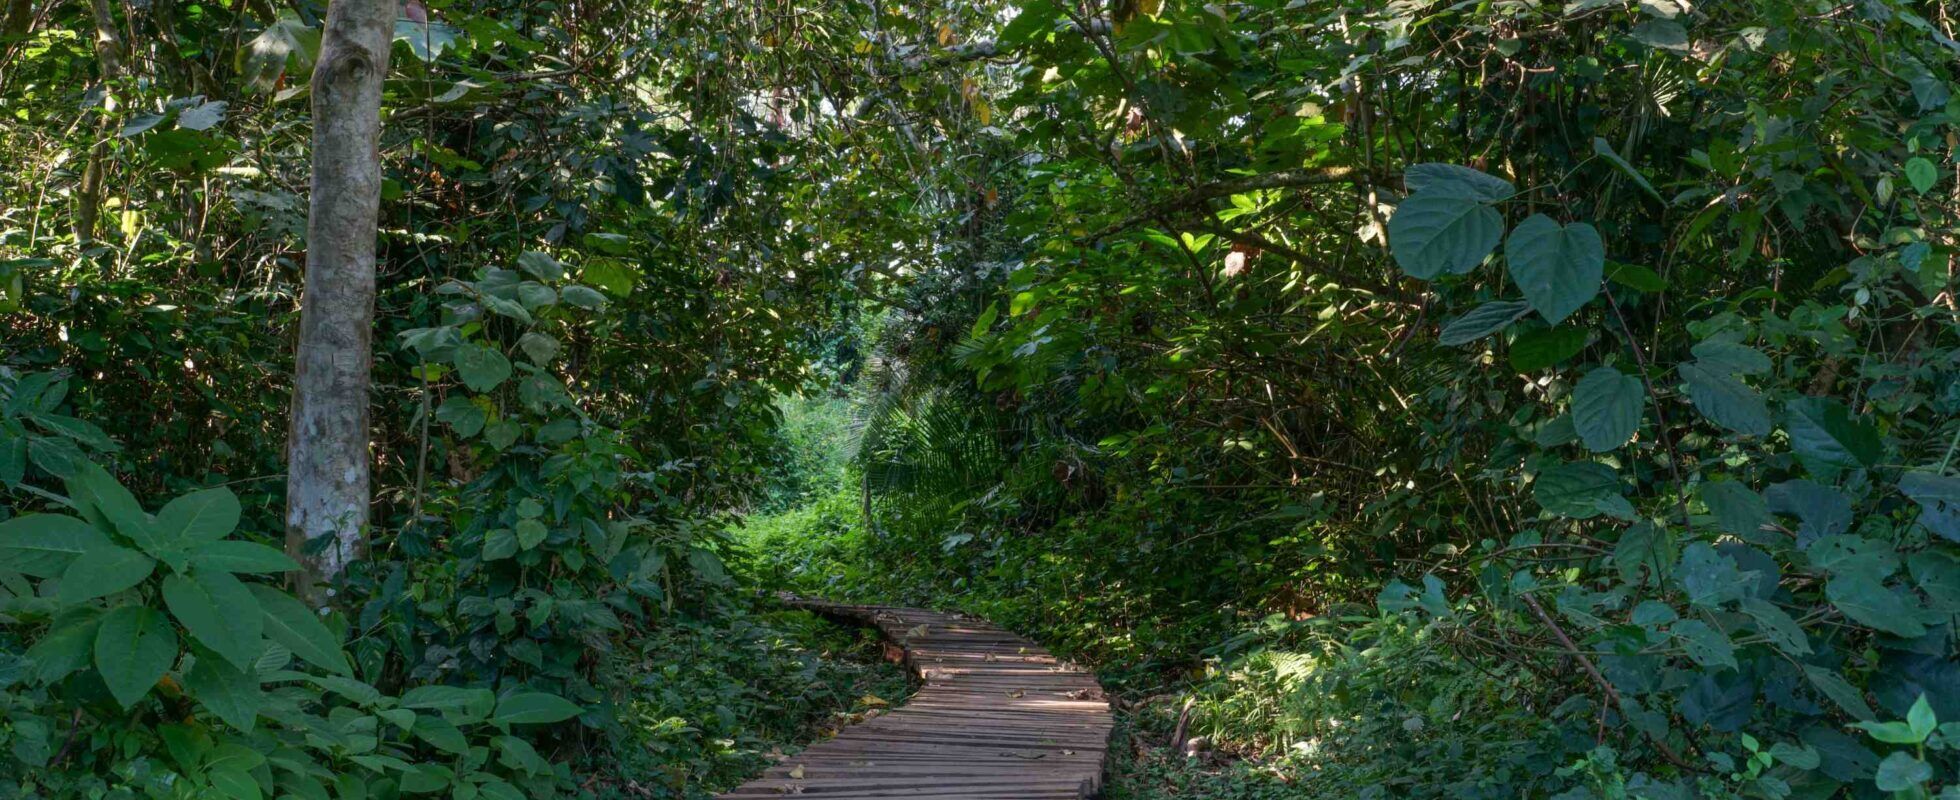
[716,598,1112,799]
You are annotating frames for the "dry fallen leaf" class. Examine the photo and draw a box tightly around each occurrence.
[789,764,805,779]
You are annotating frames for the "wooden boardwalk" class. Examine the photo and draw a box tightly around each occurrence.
[717,598,1112,799]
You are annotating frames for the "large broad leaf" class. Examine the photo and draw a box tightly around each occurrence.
[26,609,103,683]
[1535,461,1636,520]
[155,488,241,547]
[411,715,471,754]
[394,21,460,62]
[186,540,300,574]
[1699,480,1768,538]
[1898,471,1960,543]
[1613,521,1676,584]
[248,584,351,676]
[239,13,318,94]
[1509,327,1588,372]
[490,692,583,726]
[1784,397,1882,477]
[1572,366,1643,451]
[1505,214,1604,324]
[1679,543,1747,609]
[1769,480,1853,544]
[163,571,264,671]
[401,685,496,719]
[184,646,263,732]
[1387,193,1504,279]
[1738,597,1811,656]
[453,344,512,393]
[1909,551,1960,613]
[1669,619,1737,670]
[0,514,108,577]
[57,545,155,605]
[1679,362,1770,436]
[1403,164,1515,201]
[66,463,162,552]
[94,606,179,707]
[1804,665,1876,722]
[1439,300,1530,346]
[1827,574,1931,637]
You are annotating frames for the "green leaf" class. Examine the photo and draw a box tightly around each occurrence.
[1906,157,1938,194]
[207,767,263,800]
[163,571,264,671]
[1784,397,1882,476]
[1509,327,1588,372]
[583,259,638,296]
[482,528,518,561]
[514,251,564,281]
[1534,461,1635,520]
[1669,619,1736,670]
[1909,694,1938,740]
[58,545,155,605]
[1613,521,1675,584]
[248,584,351,676]
[515,519,547,550]
[410,715,470,755]
[1505,214,1604,325]
[1679,362,1769,436]
[26,609,103,683]
[1388,193,1504,279]
[490,692,583,726]
[1738,597,1810,656]
[1403,164,1514,201]
[94,606,178,707]
[0,514,109,577]
[1572,366,1642,451]
[393,19,459,61]
[401,685,496,717]
[1803,665,1875,721]
[0,433,24,485]
[435,396,486,438]
[1679,543,1746,609]
[66,463,159,551]
[155,488,242,547]
[1826,574,1929,637]
[184,646,263,732]
[1699,480,1769,538]
[453,345,512,393]
[517,332,560,366]
[1629,18,1688,51]
[560,284,607,310]
[1689,339,1770,375]
[176,100,228,132]
[1439,300,1530,346]
[1605,261,1667,292]
[1590,138,1664,203]
[186,540,300,574]
[1909,550,1960,613]
[1875,752,1931,792]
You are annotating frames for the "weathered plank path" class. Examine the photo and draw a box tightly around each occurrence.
[717,598,1112,799]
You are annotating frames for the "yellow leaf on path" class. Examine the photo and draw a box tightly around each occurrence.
[789,764,805,779]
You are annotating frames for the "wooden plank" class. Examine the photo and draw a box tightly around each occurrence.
[714,598,1110,799]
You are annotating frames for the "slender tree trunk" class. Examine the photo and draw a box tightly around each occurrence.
[73,0,124,246]
[285,0,392,603]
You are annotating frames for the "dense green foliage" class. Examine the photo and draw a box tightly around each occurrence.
[6,0,1960,797]
[749,0,1960,798]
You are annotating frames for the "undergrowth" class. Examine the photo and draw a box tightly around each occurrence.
[593,604,914,798]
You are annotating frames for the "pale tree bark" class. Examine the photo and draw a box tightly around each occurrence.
[286,0,392,604]
[73,0,124,246]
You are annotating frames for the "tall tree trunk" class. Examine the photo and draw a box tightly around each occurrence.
[285,0,392,603]
[73,0,124,246]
